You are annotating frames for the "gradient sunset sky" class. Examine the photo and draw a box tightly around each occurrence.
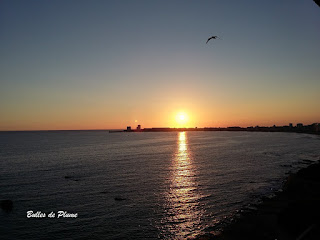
[1,0,319,130]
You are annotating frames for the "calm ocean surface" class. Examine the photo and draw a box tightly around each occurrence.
[1,131,319,239]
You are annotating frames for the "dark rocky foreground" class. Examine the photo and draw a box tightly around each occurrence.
[196,161,320,240]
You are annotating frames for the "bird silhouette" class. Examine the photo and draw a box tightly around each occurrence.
[206,36,220,44]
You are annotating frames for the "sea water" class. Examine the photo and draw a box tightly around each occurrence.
[0,131,319,239]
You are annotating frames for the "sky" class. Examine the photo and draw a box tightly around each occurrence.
[1,0,320,130]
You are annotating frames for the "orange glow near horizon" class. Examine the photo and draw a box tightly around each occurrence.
[1,99,320,131]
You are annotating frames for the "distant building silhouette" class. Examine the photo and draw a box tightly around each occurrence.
[311,123,319,132]
[114,122,319,134]
[297,123,303,129]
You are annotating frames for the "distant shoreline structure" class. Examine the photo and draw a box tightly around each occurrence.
[109,123,320,134]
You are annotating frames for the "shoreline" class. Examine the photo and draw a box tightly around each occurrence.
[196,160,320,240]
[110,124,320,135]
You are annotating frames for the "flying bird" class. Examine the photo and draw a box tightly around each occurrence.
[206,36,220,44]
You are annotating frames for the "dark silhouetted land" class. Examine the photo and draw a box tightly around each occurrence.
[110,123,320,135]
[195,161,320,240]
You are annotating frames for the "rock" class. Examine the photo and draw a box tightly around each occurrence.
[100,191,109,194]
[64,176,79,181]
[114,197,126,201]
[1,200,13,212]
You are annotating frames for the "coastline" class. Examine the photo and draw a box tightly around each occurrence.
[196,160,320,240]
[110,124,320,135]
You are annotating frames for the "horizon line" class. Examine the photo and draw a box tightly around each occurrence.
[1,122,319,132]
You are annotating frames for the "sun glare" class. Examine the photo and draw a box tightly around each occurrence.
[176,112,188,126]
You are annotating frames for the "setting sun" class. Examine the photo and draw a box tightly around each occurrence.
[176,112,189,126]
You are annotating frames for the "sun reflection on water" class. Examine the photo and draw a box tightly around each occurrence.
[161,132,204,239]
